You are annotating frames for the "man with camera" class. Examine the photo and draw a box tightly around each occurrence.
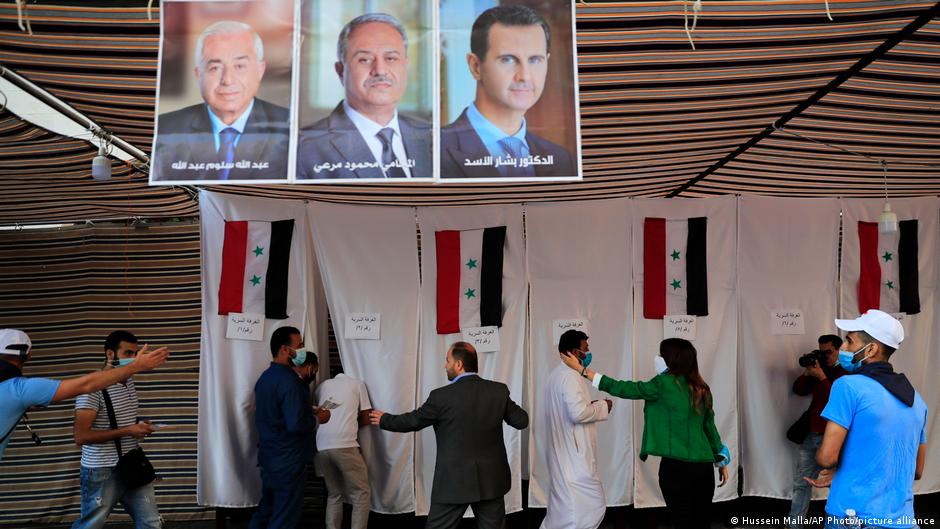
[786,334,845,529]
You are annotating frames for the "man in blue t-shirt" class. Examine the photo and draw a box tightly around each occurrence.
[806,311,928,529]
[0,329,170,461]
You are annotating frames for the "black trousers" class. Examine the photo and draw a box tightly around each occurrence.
[425,497,505,529]
[658,457,716,529]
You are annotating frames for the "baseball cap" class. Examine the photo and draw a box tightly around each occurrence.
[834,310,904,349]
[0,329,32,356]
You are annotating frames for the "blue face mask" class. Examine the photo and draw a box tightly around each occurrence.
[112,357,134,367]
[581,352,592,368]
[291,347,308,367]
[838,344,871,372]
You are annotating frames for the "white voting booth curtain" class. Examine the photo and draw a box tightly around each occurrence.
[630,196,739,507]
[737,196,840,499]
[840,197,940,494]
[197,190,309,507]
[415,205,527,516]
[307,203,421,514]
[525,199,635,508]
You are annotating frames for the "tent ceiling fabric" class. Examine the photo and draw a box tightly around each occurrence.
[0,1,938,225]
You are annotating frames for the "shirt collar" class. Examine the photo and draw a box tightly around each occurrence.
[450,372,478,384]
[208,99,255,136]
[343,100,401,140]
[466,102,527,150]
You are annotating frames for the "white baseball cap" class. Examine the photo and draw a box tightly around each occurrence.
[834,310,904,349]
[0,329,32,356]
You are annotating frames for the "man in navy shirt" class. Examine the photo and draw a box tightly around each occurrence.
[250,326,329,529]
[807,310,927,529]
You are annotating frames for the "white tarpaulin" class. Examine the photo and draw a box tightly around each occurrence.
[525,198,635,508]
[415,205,527,516]
[630,195,739,507]
[840,197,939,495]
[307,202,420,514]
[196,190,309,506]
[737,196,840,499]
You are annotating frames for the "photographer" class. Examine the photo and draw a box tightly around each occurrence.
[786,334,844,529]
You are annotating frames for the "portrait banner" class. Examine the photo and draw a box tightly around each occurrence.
[151,0,582,184]
[152,0,296,184]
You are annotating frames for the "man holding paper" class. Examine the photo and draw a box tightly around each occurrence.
[250,326,329,529]
[314,373,374,529]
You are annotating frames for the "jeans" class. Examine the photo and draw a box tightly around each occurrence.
[71,466,162,529]
[788,432,824,529]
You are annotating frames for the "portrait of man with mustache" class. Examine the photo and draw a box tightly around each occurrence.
[296,13,432,180]
[440,5,575,179]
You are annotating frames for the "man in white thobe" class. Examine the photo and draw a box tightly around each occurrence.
[541,330,611,529]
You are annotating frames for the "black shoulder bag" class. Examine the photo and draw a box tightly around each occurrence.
[101,388,155,488]
[786,410,811,445]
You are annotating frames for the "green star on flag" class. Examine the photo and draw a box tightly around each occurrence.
[249,275,262,286]
[253,246,264,257]
[670,249,681,261]
[882,251,893,262]
[464,288,476,299]
[670,279,682,290]
[466,258,478,269]
[886,280,895,290]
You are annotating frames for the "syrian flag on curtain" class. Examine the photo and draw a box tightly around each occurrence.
[435,226,506,334]
[218,219,294,319]
[858,220,920,315]
[643,217,708,319]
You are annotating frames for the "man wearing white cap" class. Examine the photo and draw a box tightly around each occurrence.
[0,329,169,460]
[805,310,927,529]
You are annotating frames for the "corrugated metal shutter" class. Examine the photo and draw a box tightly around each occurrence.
[0,222,210,523]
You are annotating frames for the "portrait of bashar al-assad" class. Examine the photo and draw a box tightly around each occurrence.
[296,13,432,180]
[152,20,290,181]
[440,5,575,179]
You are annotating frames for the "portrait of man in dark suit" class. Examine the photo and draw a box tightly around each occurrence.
[152,20,289,181]
[441,5,575,179]
[296,13,432,180]
[370,342,529,529]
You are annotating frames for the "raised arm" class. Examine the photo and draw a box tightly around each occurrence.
[378,397,441,433]
[53,345,169,403]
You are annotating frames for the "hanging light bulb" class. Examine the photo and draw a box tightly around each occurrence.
[878,160,897,234]
[91,134,111,181]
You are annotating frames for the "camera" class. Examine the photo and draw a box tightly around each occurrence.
[799,349,828,368]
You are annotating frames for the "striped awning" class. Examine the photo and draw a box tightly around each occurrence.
[0,0,938,225]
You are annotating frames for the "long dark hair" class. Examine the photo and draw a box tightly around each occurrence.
[660,338,713,415]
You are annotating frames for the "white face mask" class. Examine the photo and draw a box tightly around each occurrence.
[654,355,668,375]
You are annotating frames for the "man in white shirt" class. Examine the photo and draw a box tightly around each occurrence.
[297,13,431,179]
[315,373,373,529]
[541,330,611,529]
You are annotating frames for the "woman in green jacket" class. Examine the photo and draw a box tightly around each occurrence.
[560,337,729,529]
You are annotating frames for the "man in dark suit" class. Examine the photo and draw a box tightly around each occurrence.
[152,21,289,181]
[297,13,431,179]
[441,5,575,179]
[369,342,529,529]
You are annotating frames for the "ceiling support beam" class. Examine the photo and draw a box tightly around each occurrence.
[665,1,940,198]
